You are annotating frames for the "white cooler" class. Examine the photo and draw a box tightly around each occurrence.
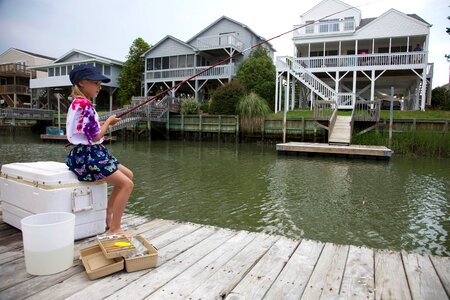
[0,161,107,239]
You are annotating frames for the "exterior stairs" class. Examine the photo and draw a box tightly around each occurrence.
[328,116,352,145]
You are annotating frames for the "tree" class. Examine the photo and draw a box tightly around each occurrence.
[209,81,245,115]
[118,38,151,105]
[234,46,276,111]
[431,86,450,110]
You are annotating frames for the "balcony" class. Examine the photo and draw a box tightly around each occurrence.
[0,84,30,95]
[293,19,356,38]
[292,52,426,71]
[145,64,236,82]
[190,33,245,51]
[0,63,36,78]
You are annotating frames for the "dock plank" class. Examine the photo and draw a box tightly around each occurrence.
[300,243,349,299]
[375,251,412,300]
[430,255,450,297]
[402,251,448,299]
[263,239,324,299]
[340,246,374,299]
[226,236,299,299]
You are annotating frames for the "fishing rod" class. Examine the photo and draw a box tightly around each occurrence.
[116,2,373,119]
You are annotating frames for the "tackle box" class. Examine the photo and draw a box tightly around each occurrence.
[80,234,158,279]
[0,161,107,239]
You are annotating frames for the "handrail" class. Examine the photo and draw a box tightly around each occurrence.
[328,103,338,140]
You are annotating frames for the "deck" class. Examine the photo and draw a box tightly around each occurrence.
[277,142,393,158]
[1,211,449,300]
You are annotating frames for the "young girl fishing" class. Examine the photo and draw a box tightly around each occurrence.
[66,64,134,236]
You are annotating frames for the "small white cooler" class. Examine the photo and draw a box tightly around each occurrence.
[0,161,107,239]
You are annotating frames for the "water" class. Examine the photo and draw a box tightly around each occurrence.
[1,134,449,256]
[24,244,74,275]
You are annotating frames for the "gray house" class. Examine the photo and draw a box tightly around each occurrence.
[142,16,275,102]
[29,49,123,111]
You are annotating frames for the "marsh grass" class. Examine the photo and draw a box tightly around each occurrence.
[237,92,270,134]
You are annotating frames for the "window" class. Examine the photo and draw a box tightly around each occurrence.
[61,66,67,76]
[343,17,354,31]
[169,56,177,69]
[104,65,111,75]
[48,68,54,77]
[95,63,103,73]
[154,57,162,70]
[147,58,154,71]
[55,67,60,76]
[162,57,169,69]
[186,55,194,67]
[319,19,339,33]
[67,65,73,73]
[179,56,186,68]
[305,21,314,34]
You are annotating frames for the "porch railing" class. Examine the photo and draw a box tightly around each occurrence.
[0,107,53,120]
[145,64,235,81]
[352,99,381,122]
[0,63,37,78]
[295,52,426,69]
[0,84,31,95]
[190,33,245,51]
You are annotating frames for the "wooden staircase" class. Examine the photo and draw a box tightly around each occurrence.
[328,116,352,145]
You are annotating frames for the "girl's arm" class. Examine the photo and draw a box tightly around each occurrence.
[92,115,121,142]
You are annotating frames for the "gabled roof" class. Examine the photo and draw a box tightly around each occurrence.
[301,0,359,18]
[356,8,430,31]
[54,49,123,65]
[186,15,275,51]
[0,48,55,61]
[141,35,197,57]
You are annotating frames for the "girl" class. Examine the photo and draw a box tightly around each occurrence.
[66,64,134,236]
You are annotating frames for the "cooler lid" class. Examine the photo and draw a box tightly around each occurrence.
[0,161,80,186]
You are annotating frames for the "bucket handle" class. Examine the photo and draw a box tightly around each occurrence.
[71,187,94,212]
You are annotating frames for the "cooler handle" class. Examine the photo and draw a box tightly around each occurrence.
[71,187,94,212]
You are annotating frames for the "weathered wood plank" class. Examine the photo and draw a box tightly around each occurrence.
[147,230,258,299]
[402,252,448,300]
[27,221,196,300]
[105,228,237,299]
[340,246,374,299]
[429,255,450,297]
[188,233,280,299]
[374,250,412,300]
[225,236,299,299]
[300,243,348,299]
[264,239,324,299]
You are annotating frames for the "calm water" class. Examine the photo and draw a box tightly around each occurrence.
[1,133,449,256]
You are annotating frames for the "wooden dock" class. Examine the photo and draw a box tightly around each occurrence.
[277,142,393,158]
[1,211,448,299]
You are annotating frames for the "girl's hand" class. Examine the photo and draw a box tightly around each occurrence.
[107,115,121,126]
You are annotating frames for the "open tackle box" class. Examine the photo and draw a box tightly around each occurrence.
[0,161,107,239]
[79,234,158,279]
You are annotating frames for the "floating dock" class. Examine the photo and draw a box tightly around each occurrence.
[1,210,449,299]
[277,142,393,158]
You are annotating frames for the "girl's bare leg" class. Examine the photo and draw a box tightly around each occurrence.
[106,165,133,228]
[104,169,134,234]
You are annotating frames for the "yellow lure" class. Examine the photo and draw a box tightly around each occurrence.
[114,241,132,247]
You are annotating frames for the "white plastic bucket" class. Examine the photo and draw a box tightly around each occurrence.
[21,212,75,275]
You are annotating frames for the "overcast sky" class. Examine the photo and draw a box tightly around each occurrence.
[0,0,448,86]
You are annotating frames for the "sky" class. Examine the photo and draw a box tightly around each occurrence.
[0,0,448,86]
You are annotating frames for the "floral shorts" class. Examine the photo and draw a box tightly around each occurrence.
[66,144,119,182]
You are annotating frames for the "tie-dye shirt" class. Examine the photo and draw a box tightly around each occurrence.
[66,97,104,145]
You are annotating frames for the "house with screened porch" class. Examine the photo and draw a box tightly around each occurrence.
[142,16,275,103]
[275,0,432,118]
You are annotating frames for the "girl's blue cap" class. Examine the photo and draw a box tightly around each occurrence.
[69,64,111,85]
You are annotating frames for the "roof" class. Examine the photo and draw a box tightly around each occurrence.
[186,16,275,52]
[54,49,123,65]
[356,11,430,31]
[301,0,359,18]
[1,48,56,61]
[141,35,197,57]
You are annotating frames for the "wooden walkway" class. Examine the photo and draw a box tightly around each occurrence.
[1,211,449,300]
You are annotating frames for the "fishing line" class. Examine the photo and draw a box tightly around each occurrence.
[115,1,375,118]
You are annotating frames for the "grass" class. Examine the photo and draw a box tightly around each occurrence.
[267,109,450,120]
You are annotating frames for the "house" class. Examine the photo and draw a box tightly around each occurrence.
[142,16,275,102]
[275,0,432,112]
[0,48,55,108]
[28,49,123,111]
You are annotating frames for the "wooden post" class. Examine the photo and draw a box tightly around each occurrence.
[389,87,394,148]
[181,114,184,140]
[283,76,289,143]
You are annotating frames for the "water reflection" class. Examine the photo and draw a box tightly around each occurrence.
[0,136,449,256]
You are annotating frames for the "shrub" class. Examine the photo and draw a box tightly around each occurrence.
[237,92,270,134]
[209,81,245,115]
[180,97,201,115]
[431,87,450,110]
